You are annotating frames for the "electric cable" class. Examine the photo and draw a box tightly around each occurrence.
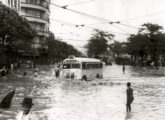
[61,0,95,8]
[43,0,131,34]
[117,10,165,22]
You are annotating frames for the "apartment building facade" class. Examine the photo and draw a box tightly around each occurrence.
[0,0,21,12]
[0,0,50,49]
[20,0,50,49]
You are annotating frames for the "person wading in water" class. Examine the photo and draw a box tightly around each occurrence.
[16,97,33,120]
[122,63,125,74]
[126,82,134,112]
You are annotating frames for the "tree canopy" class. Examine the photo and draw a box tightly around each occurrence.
[86,29,114,58]
[127,23,165,66]
[0,4,36,52]
[110,41,127,57]
[47,33,82,62]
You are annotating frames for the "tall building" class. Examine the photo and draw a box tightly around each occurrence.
[0,0,21,12]
[20,0,50,49]
[0,0,50,49]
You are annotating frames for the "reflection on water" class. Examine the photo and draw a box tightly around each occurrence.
[0,65,165,120]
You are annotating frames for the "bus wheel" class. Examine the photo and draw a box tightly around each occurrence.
[82,76,87,81]
[96,74,99,78]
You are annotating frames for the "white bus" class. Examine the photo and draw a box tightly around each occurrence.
[62,55,103,80]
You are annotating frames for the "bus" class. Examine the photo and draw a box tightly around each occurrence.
[62,55,103,80]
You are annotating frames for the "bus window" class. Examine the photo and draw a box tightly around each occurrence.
[82,63,86,69]
[87,64,90,69]
[63,64,71,69]
[72,64,80,69]
[101,63,103,68]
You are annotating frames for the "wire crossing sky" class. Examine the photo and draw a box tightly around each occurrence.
[49,0,165,53]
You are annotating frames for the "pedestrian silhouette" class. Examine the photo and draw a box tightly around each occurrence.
[16,97,34,120]
[55,65,60,78]
[126,82,134,112]
[122,63,125,74]
[0,66,7,77]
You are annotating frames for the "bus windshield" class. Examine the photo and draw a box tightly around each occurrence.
[63,64,80,69]
[63,64,71,69]
[72,64,80,69]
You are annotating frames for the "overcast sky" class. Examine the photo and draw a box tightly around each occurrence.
[49,0,165,53]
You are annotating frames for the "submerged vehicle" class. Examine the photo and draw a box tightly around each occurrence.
[62,55,103,80]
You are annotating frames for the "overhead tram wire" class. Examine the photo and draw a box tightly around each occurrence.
[116,10,165,22]
[78,21,139,30]
[82,25,131,35]
[50,18,92,32]
[110,10,165,30]
[117,23,139,29]
[22,11,131,37]
[61,0,95,8]
[21,10,91,32]
[108,23,132,34]
[46,1,165,34]
[50,19,131,36]
[43,0,132,34]
[54,31,89,38]
[50,18,131,36]
[48,2,110,22]
[106,10,165,30]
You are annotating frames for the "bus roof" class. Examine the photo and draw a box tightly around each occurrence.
[63,57,102,63]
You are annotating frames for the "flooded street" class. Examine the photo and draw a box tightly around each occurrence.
[1,65,165,120]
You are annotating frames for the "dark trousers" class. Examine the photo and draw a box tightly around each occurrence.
[126,103,131,112]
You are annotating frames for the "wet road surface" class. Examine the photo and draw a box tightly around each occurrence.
[0,64,165,120]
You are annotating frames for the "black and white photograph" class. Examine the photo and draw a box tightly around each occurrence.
[0,0,165,120]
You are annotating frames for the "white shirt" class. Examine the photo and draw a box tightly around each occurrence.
[11,64,14,70]
[16,111,32,120]
[16,111,48,120]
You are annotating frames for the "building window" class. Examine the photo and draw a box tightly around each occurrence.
[18,0,20,11]
[26,0,33,3]
[8,0,10,6]
[11,0,13,7]
[37,0,41,5]
[14,0,17,9]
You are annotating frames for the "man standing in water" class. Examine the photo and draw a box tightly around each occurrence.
[16,97,33,120]
[16,97,48,120]
[126,82,134,112]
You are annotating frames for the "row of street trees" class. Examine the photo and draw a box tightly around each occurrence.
[47,32,82,63]
[0,4,82,66]
[0,3,36,66]
[127,23,165,66]
[85,23,165,67]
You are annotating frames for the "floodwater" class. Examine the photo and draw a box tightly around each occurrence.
[1,64,165,120]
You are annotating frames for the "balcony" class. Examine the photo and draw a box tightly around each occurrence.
[37,30,50,37]
[22,15,49,24]
[21,2,50,14]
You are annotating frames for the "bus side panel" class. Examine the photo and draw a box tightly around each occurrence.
[81,68,103,80]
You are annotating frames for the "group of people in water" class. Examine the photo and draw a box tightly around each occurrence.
[0,64,14,78]
[14,82,133,120]
[0,63,134,120]
[0,82,134,120]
